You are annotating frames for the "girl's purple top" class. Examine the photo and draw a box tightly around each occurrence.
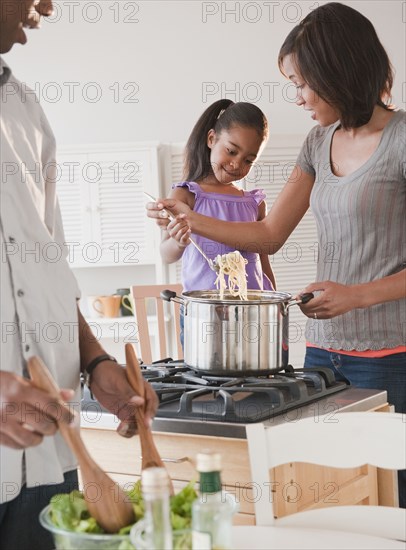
[173,181,274,292]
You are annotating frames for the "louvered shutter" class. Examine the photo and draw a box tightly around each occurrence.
[165,145,185,284]
[88,151,155,265]
[56,144,161,268]
[55,153,92,266]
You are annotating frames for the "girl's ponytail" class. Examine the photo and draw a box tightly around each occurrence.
[184,99,234,182]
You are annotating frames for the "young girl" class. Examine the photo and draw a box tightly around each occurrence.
[161,99,276,293]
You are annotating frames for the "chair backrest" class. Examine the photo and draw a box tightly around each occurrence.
[246,412,406,526]
[130,284,183,364]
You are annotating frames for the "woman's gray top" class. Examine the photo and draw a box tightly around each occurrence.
[296,110,405,351]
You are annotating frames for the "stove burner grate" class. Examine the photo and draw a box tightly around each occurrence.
[142,364,349,423]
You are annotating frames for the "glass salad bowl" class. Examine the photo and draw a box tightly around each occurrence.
[39,505,135,550]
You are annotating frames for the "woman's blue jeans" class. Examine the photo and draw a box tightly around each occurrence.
[304,346,406,508]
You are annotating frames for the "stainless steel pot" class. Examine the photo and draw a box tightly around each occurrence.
[161,289,313,375]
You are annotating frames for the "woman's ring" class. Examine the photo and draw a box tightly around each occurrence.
[313,313,318,319]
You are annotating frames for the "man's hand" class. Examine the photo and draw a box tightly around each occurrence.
[0,371,73,449]
[89,360,159,438]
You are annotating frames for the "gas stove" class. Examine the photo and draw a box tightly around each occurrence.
[82,361,349,425]
[140,362,349,423]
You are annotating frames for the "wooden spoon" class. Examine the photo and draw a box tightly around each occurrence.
[125,344,174,494]
[27,356,135,533]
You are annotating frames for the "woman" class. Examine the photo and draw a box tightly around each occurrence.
[147,2,405,505]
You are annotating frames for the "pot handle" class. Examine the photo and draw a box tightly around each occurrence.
[285,292,314,311]
[160,289,184,306]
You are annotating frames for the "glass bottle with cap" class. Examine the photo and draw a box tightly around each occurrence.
[192,451,234,550]
[141,467,173,550]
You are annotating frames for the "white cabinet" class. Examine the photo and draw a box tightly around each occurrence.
[56,143,162,268]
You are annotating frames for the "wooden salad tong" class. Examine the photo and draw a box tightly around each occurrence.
[27,356,135,533]
[125,343,174,494]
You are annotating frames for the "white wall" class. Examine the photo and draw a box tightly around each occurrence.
[5,0,405,148]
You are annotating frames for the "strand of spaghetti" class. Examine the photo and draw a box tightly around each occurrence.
[214,251,248,300]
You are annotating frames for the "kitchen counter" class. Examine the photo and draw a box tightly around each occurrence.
[80,386,388,438]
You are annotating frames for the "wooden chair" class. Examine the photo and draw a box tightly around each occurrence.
[246,412,406,541]
[130,284,183,364]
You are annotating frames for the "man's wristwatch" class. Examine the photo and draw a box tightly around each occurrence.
[83,354,117,388]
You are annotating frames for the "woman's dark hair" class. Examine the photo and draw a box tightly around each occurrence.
[278,2,394,128]
[184,99,268,182]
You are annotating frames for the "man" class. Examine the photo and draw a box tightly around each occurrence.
[0,1,158,547]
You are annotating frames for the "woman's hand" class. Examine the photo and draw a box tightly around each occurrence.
[0,371,74,449]
[298,270,406,319]
[145,198,192,228]
[89,361,159,438]
[297,281,361,319]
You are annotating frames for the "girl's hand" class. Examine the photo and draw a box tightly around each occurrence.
[166,216,191,247]
[296,281,361,319]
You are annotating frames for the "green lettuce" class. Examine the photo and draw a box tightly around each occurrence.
[49,490,104,534]
[49,480,197,535]
[170,481,198,530]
